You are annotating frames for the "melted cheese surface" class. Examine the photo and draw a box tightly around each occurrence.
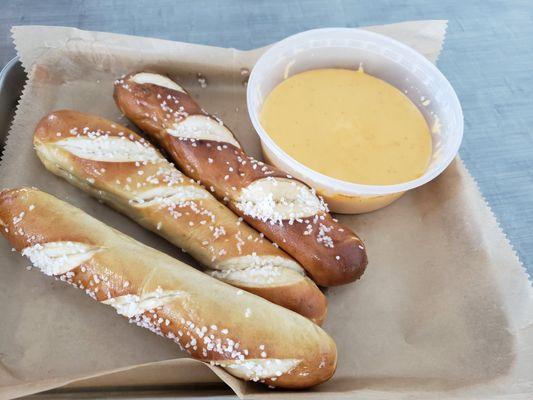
[260,68,432,185]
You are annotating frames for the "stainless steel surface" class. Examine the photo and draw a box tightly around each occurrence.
[0,56,25,154]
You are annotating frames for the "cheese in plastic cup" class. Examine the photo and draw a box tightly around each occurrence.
[247,28,463,214]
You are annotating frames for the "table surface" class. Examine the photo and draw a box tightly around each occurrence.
[1,0,532,397]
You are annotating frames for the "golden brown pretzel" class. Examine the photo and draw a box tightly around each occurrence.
[33,110,327,324]
[0,187,337,388]
[114,72,368,286]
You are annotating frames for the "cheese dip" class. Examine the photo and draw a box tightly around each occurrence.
[260,68,432,185]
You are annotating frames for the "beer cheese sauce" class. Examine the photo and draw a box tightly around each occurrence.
[260,68,432,185]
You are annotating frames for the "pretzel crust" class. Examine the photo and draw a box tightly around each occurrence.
[114,72,368,286]
[0,187,337,389]
[33,110,327,324]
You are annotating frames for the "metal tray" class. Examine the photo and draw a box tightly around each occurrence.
[0,57,26,155]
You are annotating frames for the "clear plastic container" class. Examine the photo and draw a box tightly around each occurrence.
[247,28,464,213]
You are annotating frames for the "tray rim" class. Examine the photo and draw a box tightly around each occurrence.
[0,56,23,152]
[0,56,22,99]
[0,56,20,83]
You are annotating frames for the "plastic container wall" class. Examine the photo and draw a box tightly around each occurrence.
[247,28,463,213]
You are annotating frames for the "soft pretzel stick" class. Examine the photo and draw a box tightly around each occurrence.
[33,110,327,324]
[114,72,368,286]
[0,187,337,389]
